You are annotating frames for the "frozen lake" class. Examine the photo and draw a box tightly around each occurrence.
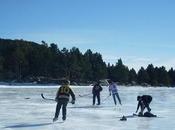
[0,85,175,130]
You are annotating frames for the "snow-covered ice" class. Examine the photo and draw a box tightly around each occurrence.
[0,85,175,130]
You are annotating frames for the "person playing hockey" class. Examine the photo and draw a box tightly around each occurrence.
[135,95,152,116]
[53,80,75,122]
[108,80,122,106]
[92,81,103,105]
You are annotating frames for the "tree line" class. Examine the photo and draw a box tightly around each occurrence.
[0,38,175,86]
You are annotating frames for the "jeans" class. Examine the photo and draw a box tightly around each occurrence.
[93,93,100,105]
[112,93,121,105]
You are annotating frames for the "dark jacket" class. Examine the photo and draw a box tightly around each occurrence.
[140,95,152,104]
[55,85,75,102]
[92,83,103,95]
[136,95,152,111]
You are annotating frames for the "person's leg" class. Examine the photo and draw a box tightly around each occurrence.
[145,102,151,112]
[140,103,145,116]
[62,101,68,121]
[116,93,122,105]
[112,94,117,105]
[147,98,152,112]
[93,94,96,105]
[145,97,152,112]
[53,102,62,121]
[97,94,100,105]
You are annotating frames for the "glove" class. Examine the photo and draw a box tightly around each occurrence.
[71,100,75,104]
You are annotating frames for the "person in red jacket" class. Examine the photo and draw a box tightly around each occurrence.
[53,80,75,122]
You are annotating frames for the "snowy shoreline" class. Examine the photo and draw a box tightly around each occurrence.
[0,84,93,88]
[0,85,174,89]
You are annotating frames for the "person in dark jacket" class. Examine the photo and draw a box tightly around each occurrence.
[53,80,75,122]
[92,81,103,105]
[136,95,152,116]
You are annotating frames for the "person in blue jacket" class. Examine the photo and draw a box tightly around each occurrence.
[108,80,122,105]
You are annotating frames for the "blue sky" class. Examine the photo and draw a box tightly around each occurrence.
[0,0,175,70]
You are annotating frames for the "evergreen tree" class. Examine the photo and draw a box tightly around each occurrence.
[108,59,129,84]
[83,49,94,81]
[128,68,137,84]
[168,68,175,86]
[0,56,4,80]
[48,43,60,78]
[146,64,158,86]
[137,67,150,84]
[69,47,84,82]
[157,66,170,86]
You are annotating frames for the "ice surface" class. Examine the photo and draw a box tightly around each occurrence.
[0,85,175,130]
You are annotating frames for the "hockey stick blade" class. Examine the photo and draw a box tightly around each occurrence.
[41,93,74,104]
[41,93,55,101]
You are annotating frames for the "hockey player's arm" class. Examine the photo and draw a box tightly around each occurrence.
[55,88,60,102]
[92,86,94,94]
[108,86,111,96]
[100,85,103,91]
[70,88,76,104]
[136,101,140,113]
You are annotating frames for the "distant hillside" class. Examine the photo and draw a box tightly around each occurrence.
[0,38,175,87]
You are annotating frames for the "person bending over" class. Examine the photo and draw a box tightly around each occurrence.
[136,95,152,116]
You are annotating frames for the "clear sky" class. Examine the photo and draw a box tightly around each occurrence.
[0,0,175,70]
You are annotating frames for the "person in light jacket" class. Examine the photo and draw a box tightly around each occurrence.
[108,80,122,106]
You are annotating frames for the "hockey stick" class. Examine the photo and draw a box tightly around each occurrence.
[41,93,55,101]
[79,93,91,97]
[102,95,110,103]
[41,93,74,104]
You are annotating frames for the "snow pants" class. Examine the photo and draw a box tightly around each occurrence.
[54,99,68,120]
